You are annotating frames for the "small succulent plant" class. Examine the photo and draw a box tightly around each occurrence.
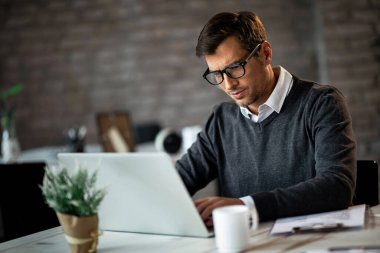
[40,165,107,217]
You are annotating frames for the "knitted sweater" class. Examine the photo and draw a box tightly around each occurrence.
[176,76,357,221]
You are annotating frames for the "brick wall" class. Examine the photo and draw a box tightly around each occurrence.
[0,0,379,165]
[319,0,380,163]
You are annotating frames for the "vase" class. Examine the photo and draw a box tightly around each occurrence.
[1,127,20,163]
[56,212,101,253]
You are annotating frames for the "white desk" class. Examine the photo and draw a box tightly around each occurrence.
[1,205,379,253]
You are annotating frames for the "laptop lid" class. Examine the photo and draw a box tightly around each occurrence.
[57,152,212,238]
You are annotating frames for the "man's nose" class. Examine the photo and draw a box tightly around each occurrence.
[222,73,237,89]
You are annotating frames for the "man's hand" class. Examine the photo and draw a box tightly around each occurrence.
[194,197,244,227]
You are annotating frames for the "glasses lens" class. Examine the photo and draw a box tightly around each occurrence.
[203,61,247,85]
[226,64,245,79]
[205,72,223,85]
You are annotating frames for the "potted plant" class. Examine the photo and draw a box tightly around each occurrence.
[40,164,107,253]
[0,83,23,162]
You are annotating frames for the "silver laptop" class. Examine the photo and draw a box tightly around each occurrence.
[57,152,213,238]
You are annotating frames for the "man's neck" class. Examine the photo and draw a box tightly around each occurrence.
[247,66,279,115]
[272,66,280,85]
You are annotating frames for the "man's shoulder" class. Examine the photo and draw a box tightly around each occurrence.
[290,77,347,116]
[292,76,342,98]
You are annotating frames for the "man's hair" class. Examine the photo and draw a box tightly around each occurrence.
[196,11,267,57]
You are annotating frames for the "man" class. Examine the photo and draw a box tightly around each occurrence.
[175,11,356,225]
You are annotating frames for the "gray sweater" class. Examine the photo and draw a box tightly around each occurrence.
[176,76,356,221]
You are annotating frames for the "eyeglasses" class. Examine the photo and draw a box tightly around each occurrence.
[202,43,262,86]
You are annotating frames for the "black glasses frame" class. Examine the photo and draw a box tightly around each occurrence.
[202,43,262,86]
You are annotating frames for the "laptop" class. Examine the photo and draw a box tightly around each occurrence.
[57,152,213,238]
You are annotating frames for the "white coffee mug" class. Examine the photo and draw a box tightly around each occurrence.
[212,205,258,253]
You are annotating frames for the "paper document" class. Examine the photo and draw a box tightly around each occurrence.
[270,204,366,235]
[305,246,380,253]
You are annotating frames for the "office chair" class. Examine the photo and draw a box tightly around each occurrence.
[352,160,379,207]
[0,162,59,242]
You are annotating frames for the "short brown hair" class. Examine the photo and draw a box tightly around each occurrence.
[196,11,267,57]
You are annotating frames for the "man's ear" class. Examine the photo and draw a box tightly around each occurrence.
[261,41,272,64]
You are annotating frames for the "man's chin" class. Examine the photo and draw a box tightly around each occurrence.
[233,99,245,107]
[238,98,257,107]
[235,100,247,107]
[229,95,255,107]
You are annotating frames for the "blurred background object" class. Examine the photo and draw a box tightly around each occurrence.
[96,111,135,152]
[133,122,162,145]
[0,83,23,163]
[66,125,86,152]
[1,126,20,162]
[181,125,202,153]
[155,128,182,155]
[0,162,59,242]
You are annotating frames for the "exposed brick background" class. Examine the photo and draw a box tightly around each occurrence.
[319,0,380,163]
[0,0,379,166]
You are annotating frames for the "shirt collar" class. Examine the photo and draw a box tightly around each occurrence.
[240,66,293,119]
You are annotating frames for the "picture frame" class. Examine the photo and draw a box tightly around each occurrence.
[96,111,136,152]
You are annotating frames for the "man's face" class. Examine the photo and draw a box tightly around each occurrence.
[205,36,272,113]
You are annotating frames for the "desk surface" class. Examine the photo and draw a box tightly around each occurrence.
[1,205,380,253]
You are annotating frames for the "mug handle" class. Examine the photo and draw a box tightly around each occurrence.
[249,206,259,230]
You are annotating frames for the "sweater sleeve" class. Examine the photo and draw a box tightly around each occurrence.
[252,86,357,221]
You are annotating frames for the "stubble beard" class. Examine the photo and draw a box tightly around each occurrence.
[235,93,258,108]
[242,97,258,107]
